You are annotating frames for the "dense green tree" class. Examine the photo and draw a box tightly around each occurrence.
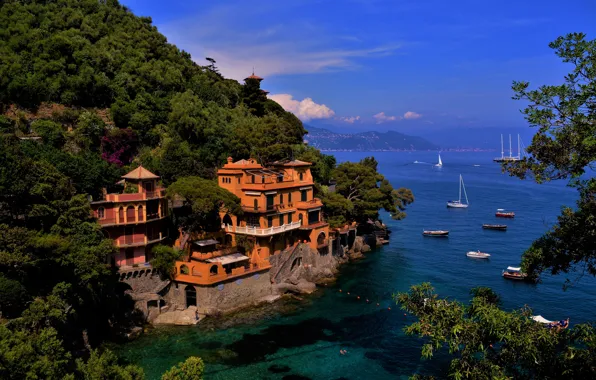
[150,245,184,280]
[330,157,414,225]
[167,176,242,232]
[396,283,596,379]
[31,120,66,148]
[0,276,29,318]
[74,349,145,380]
[505,33,596,284]
[161,357,204,380]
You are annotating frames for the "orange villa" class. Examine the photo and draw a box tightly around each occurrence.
[91,166,169,267]
[173,157,330,286]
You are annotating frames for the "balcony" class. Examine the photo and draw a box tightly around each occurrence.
[191,246,238,261]
[97,213,167,227]
[296,198,323,210]
[241,203,296,214]
[174,261,272,286]
[115,233,166,248]
[91,188,165,204]
[222,221,302,236]
[299,221,329,231]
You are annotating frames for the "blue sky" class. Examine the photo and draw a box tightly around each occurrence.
[121,0,595,133]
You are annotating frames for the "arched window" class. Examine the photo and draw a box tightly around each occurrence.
[210,265,219,275]
[137,205,144,222]
[97,207,105,219]
[126,206,136,222]
[180,264,189,274]
[185,285,196,308]
[118,207,124,223]
[298,214,303,225]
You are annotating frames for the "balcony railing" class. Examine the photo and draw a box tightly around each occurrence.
[296,198,323,210]
[115,233,165,247]
[174,261,272,286]
[222,221,301,236]
[92,188,165,204]
[191,246,238,261]
[96,213,166,226]
[241,203,296,213]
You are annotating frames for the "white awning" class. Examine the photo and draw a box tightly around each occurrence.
[506,266,521,271]
[206,253,249,265]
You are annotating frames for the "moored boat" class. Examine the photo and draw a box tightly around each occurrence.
[502,266,527,280]
[466,250,490,259]
[423,230,449,237]
[496,209,515,218]
[447,174,469,208]
[482,224,507,230]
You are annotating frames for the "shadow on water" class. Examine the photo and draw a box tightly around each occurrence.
[204,307,429,377]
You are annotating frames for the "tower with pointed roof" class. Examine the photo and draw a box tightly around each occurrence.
[90,166,169,267]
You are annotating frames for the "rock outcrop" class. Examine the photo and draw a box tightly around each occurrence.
[153,306,202,326]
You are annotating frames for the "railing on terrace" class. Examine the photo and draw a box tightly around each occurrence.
[174,261,272,285]
[241,203,296,213]
[243,175,294,185]
[96,213,165,226]
[191,246,238,261]
[115,233,164,247]
[296,198,323,209]
[222,221,301,236]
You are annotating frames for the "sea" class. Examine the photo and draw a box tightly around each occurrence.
[114,151,596,379]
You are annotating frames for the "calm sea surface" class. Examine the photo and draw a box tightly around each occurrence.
[115,151,596,379]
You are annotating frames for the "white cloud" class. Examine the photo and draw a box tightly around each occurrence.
[157,4,401,80]
[373,112,400,124]
[268,94,335,121]
[404,111,422,119]
[337,116,361,123]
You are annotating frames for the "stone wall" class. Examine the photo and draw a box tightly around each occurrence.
[163,271,275,315]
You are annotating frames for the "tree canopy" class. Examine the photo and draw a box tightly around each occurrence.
[505,33,596,284]
[397,283,596,379]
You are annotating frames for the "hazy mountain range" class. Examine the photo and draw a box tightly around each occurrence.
[304,126,438,151]
[305,123,534,151]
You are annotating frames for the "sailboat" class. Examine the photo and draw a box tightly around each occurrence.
[494,134,525,162]
[447,174,469,208]
[434,153,443,167]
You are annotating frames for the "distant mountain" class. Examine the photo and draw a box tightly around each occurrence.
[304,126,438,151]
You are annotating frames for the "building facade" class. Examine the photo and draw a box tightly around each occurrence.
[91,166,168,267]
[218,157,330,258]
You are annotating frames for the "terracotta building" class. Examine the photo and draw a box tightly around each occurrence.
[172,157,330,287]
[219,157,329,257]
[91,166,168,267]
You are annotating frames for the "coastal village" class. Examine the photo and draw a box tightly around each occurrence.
[91,154,378,326]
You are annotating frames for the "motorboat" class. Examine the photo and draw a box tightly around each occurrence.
[496,209,515,218]
[423,230,449,237]
[502,266,527,280]
[482,224,507,230]
[466,250,490,259]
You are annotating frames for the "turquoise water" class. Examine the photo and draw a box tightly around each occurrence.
[115,151,596,379]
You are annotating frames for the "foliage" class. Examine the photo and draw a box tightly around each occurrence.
[74,349,145,380]
[328,157,414,225]
[167,176,242,232]
[150,245,183,280]
[0,276,29,318]
[293,144,337,184]
[396,283,596,379]
[161,357,204,380]
[101,128,138,167]
[31,120,65,148]
[505,33,596,284]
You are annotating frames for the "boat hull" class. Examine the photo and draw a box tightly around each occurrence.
[496,212,515,218]
[423,231,449,237]
[447,202,468,208]
[467,252,490,259]
[502,272,527,281]
[483,224,507,230]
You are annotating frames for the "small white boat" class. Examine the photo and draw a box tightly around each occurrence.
[447,174,469,208]
[466,250,490,259]
[434,154,443,167]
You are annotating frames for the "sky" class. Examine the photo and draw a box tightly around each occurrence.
[121,0,596,134]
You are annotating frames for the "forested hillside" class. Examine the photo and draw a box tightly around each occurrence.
[0,0,413,378]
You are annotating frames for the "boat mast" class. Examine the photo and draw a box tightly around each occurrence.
[509,134,512,158]
[500,134,504,159]
[459,175,462,203]
[517,134,521,159]
[461,175,469,205]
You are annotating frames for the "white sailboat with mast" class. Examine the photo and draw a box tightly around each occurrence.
[447,174,469,208]
[434,153,443,167]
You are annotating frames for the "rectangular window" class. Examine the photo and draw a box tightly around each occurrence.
[237,177,240,184]
[288,192,292,203]
[267,216,273,228]
[308,210,320,225]
[288,212,293,223]
[301,190,307,202]
[279,214,284,226]
[279,193,284,204]
[266,195,275,210]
